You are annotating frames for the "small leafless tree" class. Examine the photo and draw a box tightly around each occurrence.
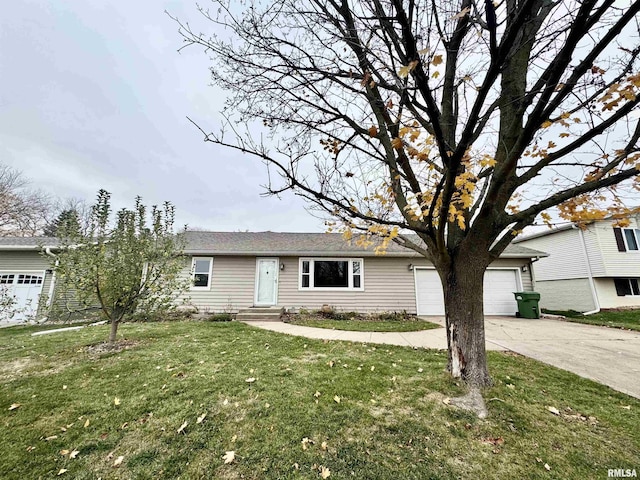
[0,164,51,237]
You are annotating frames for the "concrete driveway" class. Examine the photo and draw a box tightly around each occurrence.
[246,316,640,399]
[482,316,640,399]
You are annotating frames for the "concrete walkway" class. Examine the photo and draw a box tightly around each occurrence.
[245,317,640,399]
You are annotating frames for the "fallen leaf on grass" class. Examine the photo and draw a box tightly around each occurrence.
[482,437,504,446]
[113,456,124,467]
[177,421,188,434]
[417,368,423,373]
[314,391,321,398]
[321,441,328,451]
[302,437,313,450]
[370,366,375,371]
[62,385,67,390]
[223,451,235,464]
[333,396,341,404]
[245,378,256,383]
[544,463,551,471]
[45,435,58,441]
[57,469,68,476]
[196,413,207,424]
[622,405,631,410]
[113,398,121,406]
[83,419,90,428]
[506,384,515,390]
[547,406,560,415]
[8,403,21,410]
[69,450,79,459]
[328,361,335,368]
[231,435,237,443]
[320,465,331,478]
[442,398,451,405]
[60,449,70,456]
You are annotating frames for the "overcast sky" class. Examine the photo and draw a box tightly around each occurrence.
[0,0,324,232]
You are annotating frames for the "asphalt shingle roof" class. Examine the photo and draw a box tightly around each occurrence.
[0,232,545,258]
[182,231,545,258]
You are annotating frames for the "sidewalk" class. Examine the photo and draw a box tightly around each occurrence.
[242,319,506,350]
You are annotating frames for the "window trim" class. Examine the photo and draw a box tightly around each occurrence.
[622,228,640,252]
[298,258,364,291]
[191,257,213,290]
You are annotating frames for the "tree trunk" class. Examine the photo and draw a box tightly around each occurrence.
[442,255,492,388]
[108,319,119,344]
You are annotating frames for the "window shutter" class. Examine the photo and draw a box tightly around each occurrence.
[613,227,626,252]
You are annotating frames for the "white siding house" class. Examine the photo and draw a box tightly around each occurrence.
[515,218,640,312]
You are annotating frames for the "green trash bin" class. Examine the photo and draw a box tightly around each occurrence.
[513,292,541,319]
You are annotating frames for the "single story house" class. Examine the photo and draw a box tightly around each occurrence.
[178,231,544,316]
[514,217,640,312]
[0,232,545,324]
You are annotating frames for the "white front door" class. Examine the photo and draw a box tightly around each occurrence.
[255,258,278,306]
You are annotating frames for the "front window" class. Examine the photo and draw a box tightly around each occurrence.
[299,258,364,290]
[623,229,640,251]
[191,257,213,289]
[614,278,640,296]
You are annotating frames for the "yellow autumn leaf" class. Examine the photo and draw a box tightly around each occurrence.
[397,65,411,78]
[113,456,124,467]
[177,421,188,434]
[223,451,236,464]
[113,397,120,406]
[321,441,328,451]
[451,6,471,20]
[320,465,331,478]
[432,55,443,66]
[197,413,207,424]
[333,395,341,404]
[8,403,21,411]
[57,469,68,476]
[69,450,79,459]
[245,377,256,383]
[60,450,70,456]
[432,71,440,79]
[83,419,90,428]
[541,120,552,128]
[391,137,403,149]
[314,391,321,398]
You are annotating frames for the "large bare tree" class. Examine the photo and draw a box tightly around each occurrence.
[174,0,640,409]
[0,164,50,236]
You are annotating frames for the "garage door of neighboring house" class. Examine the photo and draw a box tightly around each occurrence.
[414,268,521,316]
[0,272,45,323]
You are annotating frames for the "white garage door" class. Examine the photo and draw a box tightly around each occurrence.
[415,268,520,316]
[0,272,45,324]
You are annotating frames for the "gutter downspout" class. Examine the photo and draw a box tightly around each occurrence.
[575,227,600,315]
[44,247,58,319]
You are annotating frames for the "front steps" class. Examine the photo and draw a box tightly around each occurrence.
[236,307,283,322]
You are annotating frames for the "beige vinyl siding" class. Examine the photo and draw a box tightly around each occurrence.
[593,278,640,309]
[178,256,256,313]
[517,229,590,281]
[179,254,532,314]
[0,250,54,316]
[592,218,640,277]
[534,278,596,312]
[279,256,531,314]
[278,256,418,313]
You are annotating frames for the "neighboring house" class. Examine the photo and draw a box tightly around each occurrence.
[0,237,58,325]
[514,218,640,312]
[178,231,544,316]
[0,232,545,323]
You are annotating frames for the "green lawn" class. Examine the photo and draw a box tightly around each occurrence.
[1,321,638,479]
[287,317,442,332]
[544,308,640,331]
